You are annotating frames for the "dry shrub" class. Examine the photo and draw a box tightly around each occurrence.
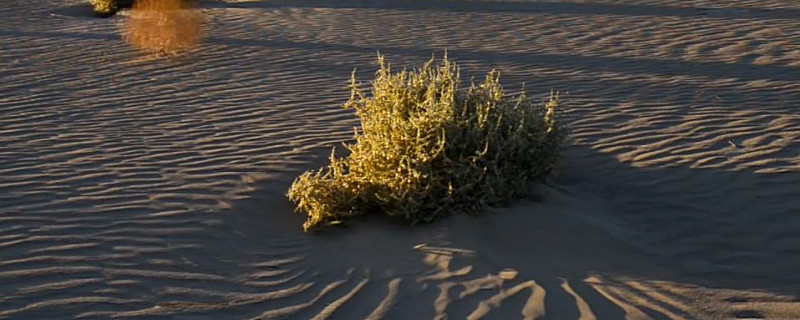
[287,55,564,232]
[90,0,133,17]
[121,0,205,55]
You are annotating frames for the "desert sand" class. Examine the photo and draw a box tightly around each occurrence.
[2,0,800,319]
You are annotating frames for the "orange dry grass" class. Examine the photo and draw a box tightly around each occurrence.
[121,0,205,55]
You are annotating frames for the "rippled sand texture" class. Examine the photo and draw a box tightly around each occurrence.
[2,0,800,319]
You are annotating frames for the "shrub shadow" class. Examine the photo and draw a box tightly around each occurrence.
[49,3,100,18]
[197,0,800,21]
[5,29,797,84]
[228,139,800,316]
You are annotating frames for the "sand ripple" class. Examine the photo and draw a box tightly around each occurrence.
[2,0,799,319]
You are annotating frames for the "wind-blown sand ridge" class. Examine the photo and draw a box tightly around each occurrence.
[1,0,799,319]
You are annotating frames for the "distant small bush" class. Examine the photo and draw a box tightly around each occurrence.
[121,0,204,55]
[90,0,133,17]
[287,55,564,232]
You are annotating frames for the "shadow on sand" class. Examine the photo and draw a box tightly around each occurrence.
[226,138,800,319]
[197,0,800,20]
[4,28,800,85]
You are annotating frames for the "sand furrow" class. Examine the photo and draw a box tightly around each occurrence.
[2,0,799,318]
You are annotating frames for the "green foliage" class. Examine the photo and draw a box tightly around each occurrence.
[287,55,564,232]
[89,0,133,17]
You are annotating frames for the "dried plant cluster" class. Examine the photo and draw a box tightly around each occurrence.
[121,0,205,55]
[90,0,133,17]
[287,55,564,231]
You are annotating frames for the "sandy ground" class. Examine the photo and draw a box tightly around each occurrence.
[2,0,800,319]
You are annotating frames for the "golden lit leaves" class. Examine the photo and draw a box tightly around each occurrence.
[287,55,563,231]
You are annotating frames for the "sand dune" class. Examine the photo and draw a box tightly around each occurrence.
[1,0,799,319]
